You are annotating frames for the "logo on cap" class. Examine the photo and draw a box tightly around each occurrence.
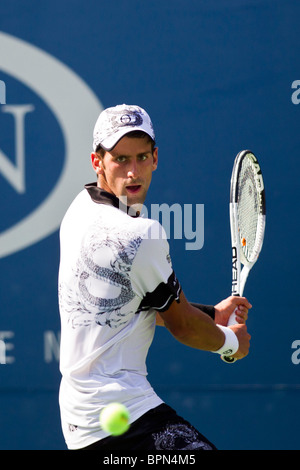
[119,112,143,126]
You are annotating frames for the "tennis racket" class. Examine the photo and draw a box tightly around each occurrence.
[222,150,266,363]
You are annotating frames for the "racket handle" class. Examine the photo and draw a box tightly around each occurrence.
[221,308,238,363]
[227,310,238,326]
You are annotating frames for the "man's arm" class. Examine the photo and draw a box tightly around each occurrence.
[156,291,251,360]
[156,296,252,326]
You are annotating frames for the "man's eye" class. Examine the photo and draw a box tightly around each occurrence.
[139,154,148,161]
[116,156,127,163]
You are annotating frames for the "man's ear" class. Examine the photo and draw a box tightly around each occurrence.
[91,152,103,175]
[152,147,158,172]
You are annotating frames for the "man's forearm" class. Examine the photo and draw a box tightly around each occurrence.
[161,295,225,352]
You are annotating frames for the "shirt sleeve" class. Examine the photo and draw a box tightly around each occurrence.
[131,220,181,313]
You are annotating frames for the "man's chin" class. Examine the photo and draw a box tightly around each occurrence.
[118,193,145,210]
[126,188,147,206]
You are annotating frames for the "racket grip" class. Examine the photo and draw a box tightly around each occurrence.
[227,309,238,326]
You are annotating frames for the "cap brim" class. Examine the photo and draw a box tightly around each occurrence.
[99,126,155,151]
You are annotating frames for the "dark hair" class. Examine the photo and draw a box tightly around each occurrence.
[95,130,156,157]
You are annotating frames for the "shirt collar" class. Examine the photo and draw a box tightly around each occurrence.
[84,182,140,217]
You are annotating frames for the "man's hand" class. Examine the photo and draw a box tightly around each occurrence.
[214,296,252,326]
[228,323,251,360]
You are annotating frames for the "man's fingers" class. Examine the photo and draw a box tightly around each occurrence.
[235,306,249,324]
[232,296,252,309]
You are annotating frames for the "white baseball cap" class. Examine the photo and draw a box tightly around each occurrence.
[93,104,155,151]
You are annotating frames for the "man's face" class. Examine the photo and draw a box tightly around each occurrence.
[92,135,158,206]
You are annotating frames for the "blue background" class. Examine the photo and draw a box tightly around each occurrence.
[0,0,299,450]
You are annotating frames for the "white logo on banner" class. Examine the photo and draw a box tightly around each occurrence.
[0,31,103,258]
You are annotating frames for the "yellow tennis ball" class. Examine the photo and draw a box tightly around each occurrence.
[99,403,130,436]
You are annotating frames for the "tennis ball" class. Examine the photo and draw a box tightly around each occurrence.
[99,403,130,436]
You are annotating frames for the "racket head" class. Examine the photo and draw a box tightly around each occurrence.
[223,150,266,364]
[230,150,266,270]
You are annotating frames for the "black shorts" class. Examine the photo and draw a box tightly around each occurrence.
[81,404,217,451]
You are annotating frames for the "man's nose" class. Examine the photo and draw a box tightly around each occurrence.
[127,161,138,178]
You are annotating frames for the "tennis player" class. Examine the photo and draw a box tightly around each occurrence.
[58,104,251,451]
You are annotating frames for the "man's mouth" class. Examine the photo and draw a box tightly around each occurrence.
[126,185,142,194]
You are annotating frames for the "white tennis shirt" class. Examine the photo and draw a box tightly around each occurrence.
[58,184,181,449]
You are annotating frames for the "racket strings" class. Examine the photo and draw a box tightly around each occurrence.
[237,160,260,262]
